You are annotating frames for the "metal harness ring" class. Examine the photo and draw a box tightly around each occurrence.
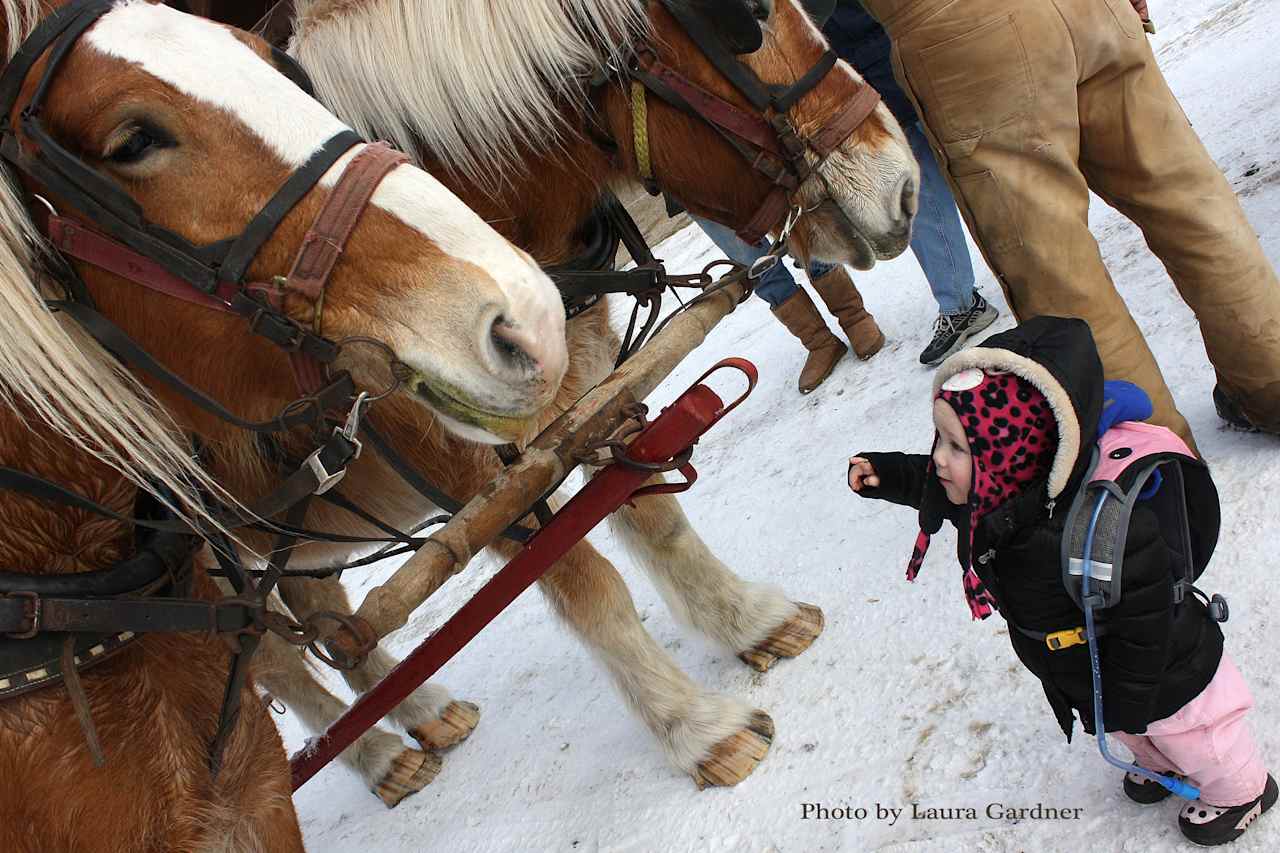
[609,443,694,473]
[333,336,405,402]
[303,610,378,671]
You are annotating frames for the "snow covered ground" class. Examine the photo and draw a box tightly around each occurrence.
[286,1,1280,850]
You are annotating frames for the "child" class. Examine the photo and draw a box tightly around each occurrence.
[848,317,1274,846]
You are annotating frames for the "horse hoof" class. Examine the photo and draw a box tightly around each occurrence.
[374,748,441,808]
[692,710,774,789]
[737,602,825,672]
[409,700,481,751]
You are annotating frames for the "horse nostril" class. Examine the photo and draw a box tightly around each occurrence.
[489,316,541,376]
[899,175,918,219]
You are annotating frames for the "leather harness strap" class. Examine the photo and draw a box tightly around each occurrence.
[622,6,883,246]
[282,143,408,309]
[637,55,796,161]
[0,594,254,637]
[810,83,882,155]
[281,142,409,393]
[33,142,409,397]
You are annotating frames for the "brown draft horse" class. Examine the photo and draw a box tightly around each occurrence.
[0,0,569,849]
[238,0,922,802]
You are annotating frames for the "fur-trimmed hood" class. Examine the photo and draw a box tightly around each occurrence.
[933,316,1105,500]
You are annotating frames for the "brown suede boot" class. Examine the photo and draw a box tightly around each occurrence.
[811,266,885,360]
[771,288,848,394]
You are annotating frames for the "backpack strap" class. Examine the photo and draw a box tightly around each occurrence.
[1061,421,1202,612]
[1009,620,1109,651]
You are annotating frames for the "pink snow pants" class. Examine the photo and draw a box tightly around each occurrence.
[1113,654,1267,806]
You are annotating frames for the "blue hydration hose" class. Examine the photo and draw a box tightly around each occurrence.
[1082,492,1200,801]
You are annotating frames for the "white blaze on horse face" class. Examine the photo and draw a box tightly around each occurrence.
[83,2,569,427]
[770,0,917,268]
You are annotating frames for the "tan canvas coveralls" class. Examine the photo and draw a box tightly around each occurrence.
[861,0,1280,445]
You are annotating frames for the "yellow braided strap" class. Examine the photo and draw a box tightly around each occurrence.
[631,80,653,183]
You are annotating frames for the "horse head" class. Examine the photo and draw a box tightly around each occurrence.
[622,0,919,268]
[0,0,569,486]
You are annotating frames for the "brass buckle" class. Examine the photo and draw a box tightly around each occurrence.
[4,591,41,639]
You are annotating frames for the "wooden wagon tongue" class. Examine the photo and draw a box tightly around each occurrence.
[292,351,760,792]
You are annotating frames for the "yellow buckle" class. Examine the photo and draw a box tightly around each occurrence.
[1046,628,1086,651]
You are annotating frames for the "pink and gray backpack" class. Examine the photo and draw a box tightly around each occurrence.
[1060,382,1227,621]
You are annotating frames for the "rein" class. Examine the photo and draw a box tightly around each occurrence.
[547,190,721,367]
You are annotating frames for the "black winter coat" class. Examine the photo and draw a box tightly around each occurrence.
[857,319,1224,740]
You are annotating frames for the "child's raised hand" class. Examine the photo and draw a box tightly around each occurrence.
[848,456,880,492]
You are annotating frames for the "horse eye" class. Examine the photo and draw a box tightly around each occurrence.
[106,123,173,165]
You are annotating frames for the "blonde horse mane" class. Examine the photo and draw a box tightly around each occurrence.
[289,0,649,196]
[0,0,245,535]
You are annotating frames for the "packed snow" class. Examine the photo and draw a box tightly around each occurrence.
[286,1,1280,849]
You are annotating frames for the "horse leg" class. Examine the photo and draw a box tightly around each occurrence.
[275,576,481,754]
[490,534,773,787]
[607,484,824,672]
[253,615,439,808]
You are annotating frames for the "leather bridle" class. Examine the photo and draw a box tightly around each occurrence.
[624,0,881,245]
[0,0,415,490]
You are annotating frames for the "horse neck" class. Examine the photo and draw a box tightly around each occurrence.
[426,135,620,267]
[0,405,136,576]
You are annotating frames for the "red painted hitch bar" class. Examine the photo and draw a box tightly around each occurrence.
[290,358,758,791]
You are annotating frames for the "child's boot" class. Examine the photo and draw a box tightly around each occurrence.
[1124,769,1183,804]
[1179,773,1277,846]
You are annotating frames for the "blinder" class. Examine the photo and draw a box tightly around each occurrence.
[661,0,764,56]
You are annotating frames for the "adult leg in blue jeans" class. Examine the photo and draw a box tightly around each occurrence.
[905,122,999,365]
[693,214,885,393]
[820,3,997,365]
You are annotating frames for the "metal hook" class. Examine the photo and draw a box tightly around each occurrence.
[748,253,780,281]
[689,358,759,428]
[340,391,369,442]
[777,204,804,242]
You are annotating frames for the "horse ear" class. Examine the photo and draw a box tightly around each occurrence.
[663,0,765,55]
[799,0,836,27]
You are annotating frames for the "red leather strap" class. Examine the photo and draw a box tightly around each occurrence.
[640,56,785,157]
[279,142,408,394]
[282,142,409,305]
[808,84,880,157]
[41,211,242,313]
[735,188,792,246]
